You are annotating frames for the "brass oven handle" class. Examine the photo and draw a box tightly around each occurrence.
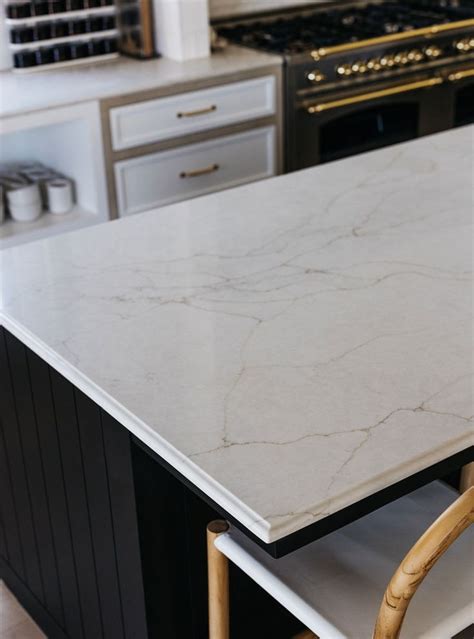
[311,18,474,59]
[180,163,220,178]
[177,105,217,118]
[448,68,474,82]
[306,77,443,114]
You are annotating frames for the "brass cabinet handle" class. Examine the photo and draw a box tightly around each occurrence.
[311,18,474,59]
[448,68,474,82]
[177,105,217,118]
[306,77,443,114]
[180,163,220,179]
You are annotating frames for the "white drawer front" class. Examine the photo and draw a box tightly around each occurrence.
[110,76,276,151]
[115,126,275,216]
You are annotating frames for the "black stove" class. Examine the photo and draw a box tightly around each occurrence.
[218,1,474,56]
[217,1,474,172]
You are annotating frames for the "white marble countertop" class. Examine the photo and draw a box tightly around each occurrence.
[0,47,281,119]
[1,128,473,543]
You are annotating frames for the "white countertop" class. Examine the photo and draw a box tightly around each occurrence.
[1,128,473,543]
[0,47,281,118]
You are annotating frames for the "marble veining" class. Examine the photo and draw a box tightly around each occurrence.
[1,127,473,543]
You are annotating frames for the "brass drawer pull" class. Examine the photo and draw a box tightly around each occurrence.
[180,163,220,179]
[448,68,474,82]
[306,77,443,114]
[177,105,217,118]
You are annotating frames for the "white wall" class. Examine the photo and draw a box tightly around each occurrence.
[0,1,12,70]
[209,0,330,20]
[154,0,211,59]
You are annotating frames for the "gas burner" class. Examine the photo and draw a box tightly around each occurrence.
[217,1,474,56]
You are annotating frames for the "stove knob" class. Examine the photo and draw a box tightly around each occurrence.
[367,58,382,71]
[380,54,395,68]
[394,51,409,66]
[407,49,424,63]
[336,64,352,76]
[351,60,367,74]
[307,69,326,83]
[425,45,442,59]
[455,38,473,52]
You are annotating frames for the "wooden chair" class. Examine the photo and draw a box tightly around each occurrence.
[207,481,474,639]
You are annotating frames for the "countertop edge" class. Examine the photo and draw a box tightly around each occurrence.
[3,309,473,544]
[0,310,273,542]
[0,50,284,119]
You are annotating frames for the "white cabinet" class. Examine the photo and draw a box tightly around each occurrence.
[109,76,276,151]
[114,126,276,216]
[0,101,109,249]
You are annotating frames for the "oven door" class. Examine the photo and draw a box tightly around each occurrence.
[288,75,448,171]
[447,67,474,128]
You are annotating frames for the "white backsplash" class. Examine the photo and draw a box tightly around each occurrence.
[209,0,331,19]
[153,0,211,60]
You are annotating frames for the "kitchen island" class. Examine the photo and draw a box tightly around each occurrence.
[1,126,473,638]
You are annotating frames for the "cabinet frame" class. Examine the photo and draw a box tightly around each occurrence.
[100,63,283,219]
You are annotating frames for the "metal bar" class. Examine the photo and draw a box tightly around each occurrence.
[448,67,474,82]
[311,18,474,59]
[306,77,443,114]
[177,105,217,118]
[180,163,220,178]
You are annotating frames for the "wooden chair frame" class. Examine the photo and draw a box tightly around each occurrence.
[373,485,474,638]
[207,482,474,639]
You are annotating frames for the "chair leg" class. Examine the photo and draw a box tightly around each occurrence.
[460,463,474,493]
[207,520,230,639]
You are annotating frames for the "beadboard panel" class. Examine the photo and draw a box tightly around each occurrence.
[0,327,147,639]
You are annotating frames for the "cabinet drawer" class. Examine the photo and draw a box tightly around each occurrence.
[109,76,276,151]
[114,126,275,216]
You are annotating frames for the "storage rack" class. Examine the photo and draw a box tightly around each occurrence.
[5,0,119,72]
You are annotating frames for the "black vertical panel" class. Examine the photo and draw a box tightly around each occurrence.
[74,392,124,639]
[49,368,104,639]
[27,350,84,639]
[0,501,6,561]
[184,486,302,638]
[132,440,302,639]
[131,442,192,638]
[5,333,64,627]
[102,414,148,639]
[0,331,44,601]
[0,426,24,572]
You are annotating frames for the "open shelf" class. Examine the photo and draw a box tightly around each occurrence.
[9,29,118,51]
[0,101,109,249]
[0,205,103,249]
[6,5,116,25]
[12,52,118,72]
